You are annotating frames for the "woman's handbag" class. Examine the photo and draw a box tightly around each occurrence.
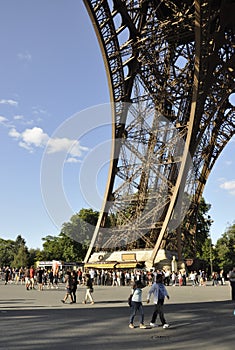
[128,294,133,307]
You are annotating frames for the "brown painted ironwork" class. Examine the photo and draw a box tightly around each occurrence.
[83,0,235,265]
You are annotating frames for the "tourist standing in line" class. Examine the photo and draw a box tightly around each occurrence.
[129,280,146,329]
[178,271,183,286]
[48,270,54,288]
[82,273,94,305]
[228,267,235,301]
[163,269,170,286]
[25,267,31,290]
[182,270,187,286]
[112,270,118,286]
[147,273,170,328]
[4,266,11,285]
[36,267,44,291]
[189,271,196,286]
[29,266,35,289]
[171,271,177,286]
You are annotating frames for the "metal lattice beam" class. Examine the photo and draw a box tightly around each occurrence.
[83,0,235,265]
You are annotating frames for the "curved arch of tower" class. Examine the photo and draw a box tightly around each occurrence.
[83,0,235,268]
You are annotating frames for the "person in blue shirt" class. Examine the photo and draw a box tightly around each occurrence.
[129,280,146,329]
[147,273,170,328]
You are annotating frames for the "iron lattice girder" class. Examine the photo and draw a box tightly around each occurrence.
[83,0,235,264]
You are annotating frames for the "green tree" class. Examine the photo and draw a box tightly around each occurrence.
[40,208,99,262]
[60,209,98,257]
[200,237,217,274]
[0,238,15,266]
[41,235,62,261]
[214,222,235,272]
[14,235,26,250]
[195,199,213,257]
[12,235,30,268]
[12,245,29,268]
[58,232,84,261]
[182,197,212,258]
[28,248,41,267]
[59,209,99,260]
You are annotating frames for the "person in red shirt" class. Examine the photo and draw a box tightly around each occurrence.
[29,266,35,289]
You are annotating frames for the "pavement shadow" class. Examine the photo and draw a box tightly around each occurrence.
[0,300,234,350]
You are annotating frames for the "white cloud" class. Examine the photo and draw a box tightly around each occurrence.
[21,127,49,148]
[0,115,8,124]
[8,126,88,160]
[224,160,232,166]
[32,106,47,115]
[0,99,18,106]
[47,137,88,157]
[8,128,21,138]
[220,180,235,195]
[24,119,35,125]
[18,140,34,152]
[8,126,49,152]
[68,141,89,157]
[66,157,81,163]
[17,51,32,61]
[13,115,24,120]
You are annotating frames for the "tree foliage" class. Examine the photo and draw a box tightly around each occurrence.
[182,197,212,259]
[12,245,29,268]
[40,209,99,262]
[195,198,213,257]
[0,210,99,268]
[0,207,234,273]
[214,222,235,272]
[0,238,16,266]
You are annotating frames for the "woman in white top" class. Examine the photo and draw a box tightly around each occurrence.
[129,280,146,329]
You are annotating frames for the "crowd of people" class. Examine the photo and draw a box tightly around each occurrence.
[1,264,235,329]
[0,265,231,289]
[1,265,62,289]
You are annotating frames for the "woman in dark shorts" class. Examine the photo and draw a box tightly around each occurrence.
[61,271,73,304]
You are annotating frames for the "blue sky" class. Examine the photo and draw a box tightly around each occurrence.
[0,1,234,249]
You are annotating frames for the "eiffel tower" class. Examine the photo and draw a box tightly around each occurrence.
[83,0,235,269]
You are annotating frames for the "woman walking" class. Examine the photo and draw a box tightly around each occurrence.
[82,273,94,305]
[129,280,146,329]
[71,270,78,303]
[61,271,73,304]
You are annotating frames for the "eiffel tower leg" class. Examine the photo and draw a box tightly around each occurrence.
[83,1,235,268]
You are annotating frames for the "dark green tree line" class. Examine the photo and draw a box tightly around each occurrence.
[0,205,234,273]
[214,222,235,272]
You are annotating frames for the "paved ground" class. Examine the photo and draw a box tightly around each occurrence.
[0,281,234,350]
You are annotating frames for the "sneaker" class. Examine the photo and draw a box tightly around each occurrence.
[139,324,147,329]
[163,323,170,329]
[129,323,134,329]
[150,322,158,327]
